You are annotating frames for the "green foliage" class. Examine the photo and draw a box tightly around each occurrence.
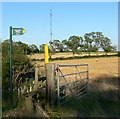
[2,39,33,112]
[99,37,116,55]
[40,31,117,58]
[49,40,56,59]
[63,36,83,58]
[29,44,39,53]
[39,44,45,53]
[84,32,103,56]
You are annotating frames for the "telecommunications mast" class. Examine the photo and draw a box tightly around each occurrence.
[50,9,52,41]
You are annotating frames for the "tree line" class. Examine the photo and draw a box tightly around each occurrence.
[2,31,117,59]
[40,32,117,58]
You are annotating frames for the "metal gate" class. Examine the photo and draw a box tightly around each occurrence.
[56,64,89,104]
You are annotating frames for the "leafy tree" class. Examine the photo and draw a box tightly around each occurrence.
[84,33,94,56]
[88,32,104,56]
[55,40,64,52]
[49,40,56,59]
[14,41,30,55]
[65,36,81,58]
[100,37,115,55]
[52,40,60,52]
[111,45,117,52]
[49,40,64,52]
[39,44,45,53]
[62,39,69,52]
[76,37,84,54]
[29,44,39,53]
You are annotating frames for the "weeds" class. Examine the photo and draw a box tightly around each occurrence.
[48,75,119,117]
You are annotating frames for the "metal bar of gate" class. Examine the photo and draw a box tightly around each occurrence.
[59,81,88,94]
[59,78,87,88]
[58,68,73,93]
[60,92,87,105]
[59,71,87,78]
[57,65,60,104]
[58,64,88,67]
[60,85,87,100]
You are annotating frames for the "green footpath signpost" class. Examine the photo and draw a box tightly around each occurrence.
[12,28,26,35]
[9,26,26,108]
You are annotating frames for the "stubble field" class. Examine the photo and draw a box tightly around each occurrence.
[33,55,119,80]
[28,53,119,117]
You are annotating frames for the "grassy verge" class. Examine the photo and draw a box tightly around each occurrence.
[46,76,119,117]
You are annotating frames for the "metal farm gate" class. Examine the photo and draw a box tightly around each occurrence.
[56,64,89,104]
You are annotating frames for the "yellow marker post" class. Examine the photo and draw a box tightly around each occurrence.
[44,44,49,64]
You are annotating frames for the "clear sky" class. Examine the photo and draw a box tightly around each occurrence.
[2,2,118,49]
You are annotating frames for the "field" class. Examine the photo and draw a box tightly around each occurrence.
[3,53,119,117]
[31,53,119,80]
[28,52,117,60]
[30,53,119,117]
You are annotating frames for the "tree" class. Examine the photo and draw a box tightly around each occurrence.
[15,41,30,55]
[62,39,69,52]
[100,37,112,55]
[55,40,64,52]
[65,35,81,58]
[88,32,104,56]
[39,44,45,53]
[84,33,94,56]
[93,32,104,55]
[49,40,64,52]
[111,45,117,52]
[49,40,56,59]
[29,44,39,53]
[77,36,84,54]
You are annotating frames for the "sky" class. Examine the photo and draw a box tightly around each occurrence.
[2,2,118,49]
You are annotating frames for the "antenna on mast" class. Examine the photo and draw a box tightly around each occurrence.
[50,9,52,41]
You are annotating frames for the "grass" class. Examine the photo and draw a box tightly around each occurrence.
[2,53,119,117]
[47,75,119,117]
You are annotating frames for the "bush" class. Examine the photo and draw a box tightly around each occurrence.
[2,40,33,111]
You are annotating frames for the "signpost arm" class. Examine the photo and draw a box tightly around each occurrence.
[10,26,13,108]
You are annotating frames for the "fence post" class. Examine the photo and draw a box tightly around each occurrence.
[35,66,39,91]
[25,95,34,115]
[46,63,56,109]
[44,44,49,64]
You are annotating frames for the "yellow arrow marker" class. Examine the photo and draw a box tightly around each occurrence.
[22,29,26,34]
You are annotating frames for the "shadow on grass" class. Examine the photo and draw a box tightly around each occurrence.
[52,75,119,118]
[2,75,119,118]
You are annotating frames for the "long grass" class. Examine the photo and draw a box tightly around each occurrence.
[48,75,119,117]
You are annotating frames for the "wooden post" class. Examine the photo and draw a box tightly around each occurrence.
[35,66,38,91]
[46,63,56,109]
[25,95,34,114]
